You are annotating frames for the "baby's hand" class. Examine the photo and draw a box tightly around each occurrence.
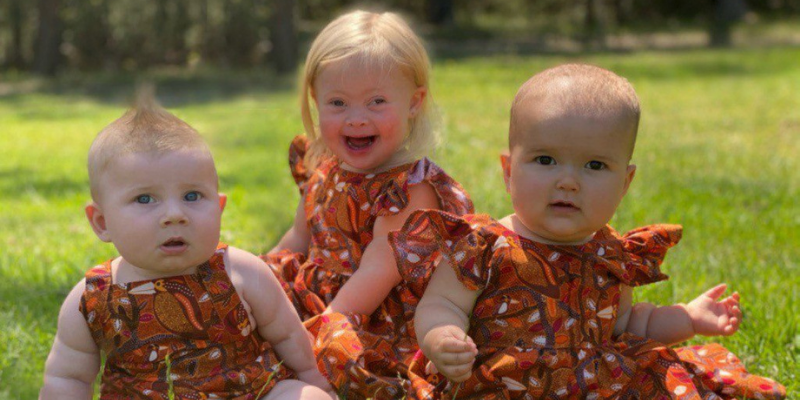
[427,325,478,383]
[685,284,741,337]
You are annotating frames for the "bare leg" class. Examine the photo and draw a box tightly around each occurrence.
[262,379,336,400]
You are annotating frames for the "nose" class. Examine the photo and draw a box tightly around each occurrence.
[160,201,188,226]
[346,108,368,127]
[556,168,580,192]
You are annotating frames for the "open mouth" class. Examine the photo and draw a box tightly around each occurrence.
[160,237,187,253]
[345,135,376,150]
[550,201,579,210]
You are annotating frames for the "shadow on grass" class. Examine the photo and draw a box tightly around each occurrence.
[0,167,85,201]
[0,68,296,109]
[1,44,798,108]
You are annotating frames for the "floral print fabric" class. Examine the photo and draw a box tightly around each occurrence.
[262,136,474,399]
[391,210,786,399]
[81,244,291,399]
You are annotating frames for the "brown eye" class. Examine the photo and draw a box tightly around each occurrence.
[586,161,606,170]
[534,156,555,165]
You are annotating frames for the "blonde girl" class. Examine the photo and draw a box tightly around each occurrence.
[263,9,473,399]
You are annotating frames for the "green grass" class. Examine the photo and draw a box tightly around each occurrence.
[1,47,798,398]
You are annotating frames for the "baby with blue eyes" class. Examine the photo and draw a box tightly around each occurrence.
[40,94,334,400]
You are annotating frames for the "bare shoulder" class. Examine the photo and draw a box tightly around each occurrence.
[224,246,282,300]
[61,278,87,319]
[225,246,266,273]
[376,182,440,234]
[407,181,440,209]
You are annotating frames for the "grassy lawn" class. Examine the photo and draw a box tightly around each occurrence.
[1,47,798,398]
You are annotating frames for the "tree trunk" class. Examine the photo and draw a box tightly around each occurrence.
[33,0,61,75]
[582,0,605,50]
[427,0,454,26]
[612,0,632,26]
[710,0,747,47]
[270,0,297,74]
[7,0,25,69]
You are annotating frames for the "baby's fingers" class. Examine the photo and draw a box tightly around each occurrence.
[719,292,740,307]
[441,336,477,354]
[437,349,477,366]
[722,317,740,335]
[441,361,475,383]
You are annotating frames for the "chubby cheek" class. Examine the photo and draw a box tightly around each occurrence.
[317,118,340,139]
[376,110,406,137]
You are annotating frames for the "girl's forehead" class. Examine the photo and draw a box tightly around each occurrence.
[318,54,411,82]
[315,61,414,92]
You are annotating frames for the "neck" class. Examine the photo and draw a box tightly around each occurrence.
[500,214,594,245]
[112,257,199,285]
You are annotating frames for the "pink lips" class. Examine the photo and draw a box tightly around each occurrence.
[550,201,579,212]
[160,237,187,255]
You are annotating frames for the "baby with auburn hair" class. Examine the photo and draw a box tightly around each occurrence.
[393,64,786,399]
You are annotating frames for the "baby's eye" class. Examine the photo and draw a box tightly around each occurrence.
[586,161,606,170]
[534,156,555,165]
[135,195,154,204]
[329,99,345,107]
[370,97,387,105]
[184,191,202,202]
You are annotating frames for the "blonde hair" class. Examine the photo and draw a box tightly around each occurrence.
[300,9,437,170]
[88,88,211,200]
[510,63,640,152]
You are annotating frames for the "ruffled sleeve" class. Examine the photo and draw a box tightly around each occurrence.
[389,210,498,298]
[372,158,474,218]
[288,135,311,194]
[600,224,682,286]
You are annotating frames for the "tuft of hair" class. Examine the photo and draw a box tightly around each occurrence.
[509,63,640,150]
[299,9,439,170]
[87,86,209,200]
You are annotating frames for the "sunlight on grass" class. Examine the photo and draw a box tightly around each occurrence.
[1,47,797,398]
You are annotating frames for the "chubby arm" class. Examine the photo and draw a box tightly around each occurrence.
[416,258,479,383]
[228,247,330,391]
[614,284,741,346]
[270,196,311,255]
[325,183,440,316]
[40,280,101,400]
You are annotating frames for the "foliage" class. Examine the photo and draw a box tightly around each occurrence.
[3,0,800,73]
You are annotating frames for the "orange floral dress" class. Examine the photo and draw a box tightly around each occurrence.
[262,136,474,399]
[391,211,787,400]
[81,244,292,400]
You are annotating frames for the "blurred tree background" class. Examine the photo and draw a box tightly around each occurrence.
[1,0,799,76]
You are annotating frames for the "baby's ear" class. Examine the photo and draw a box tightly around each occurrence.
[409,86,428,117]
[622,164,637,196]
[218,194,227,212]
[85,202,111,242]
[500,152,512,193]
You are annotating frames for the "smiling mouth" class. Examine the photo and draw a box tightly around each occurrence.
[345,135,376,150]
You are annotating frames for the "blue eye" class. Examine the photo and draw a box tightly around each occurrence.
[184,192,201,202]
[534,156,555,165]
[135,195,154,204]
[586,161,606,170]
